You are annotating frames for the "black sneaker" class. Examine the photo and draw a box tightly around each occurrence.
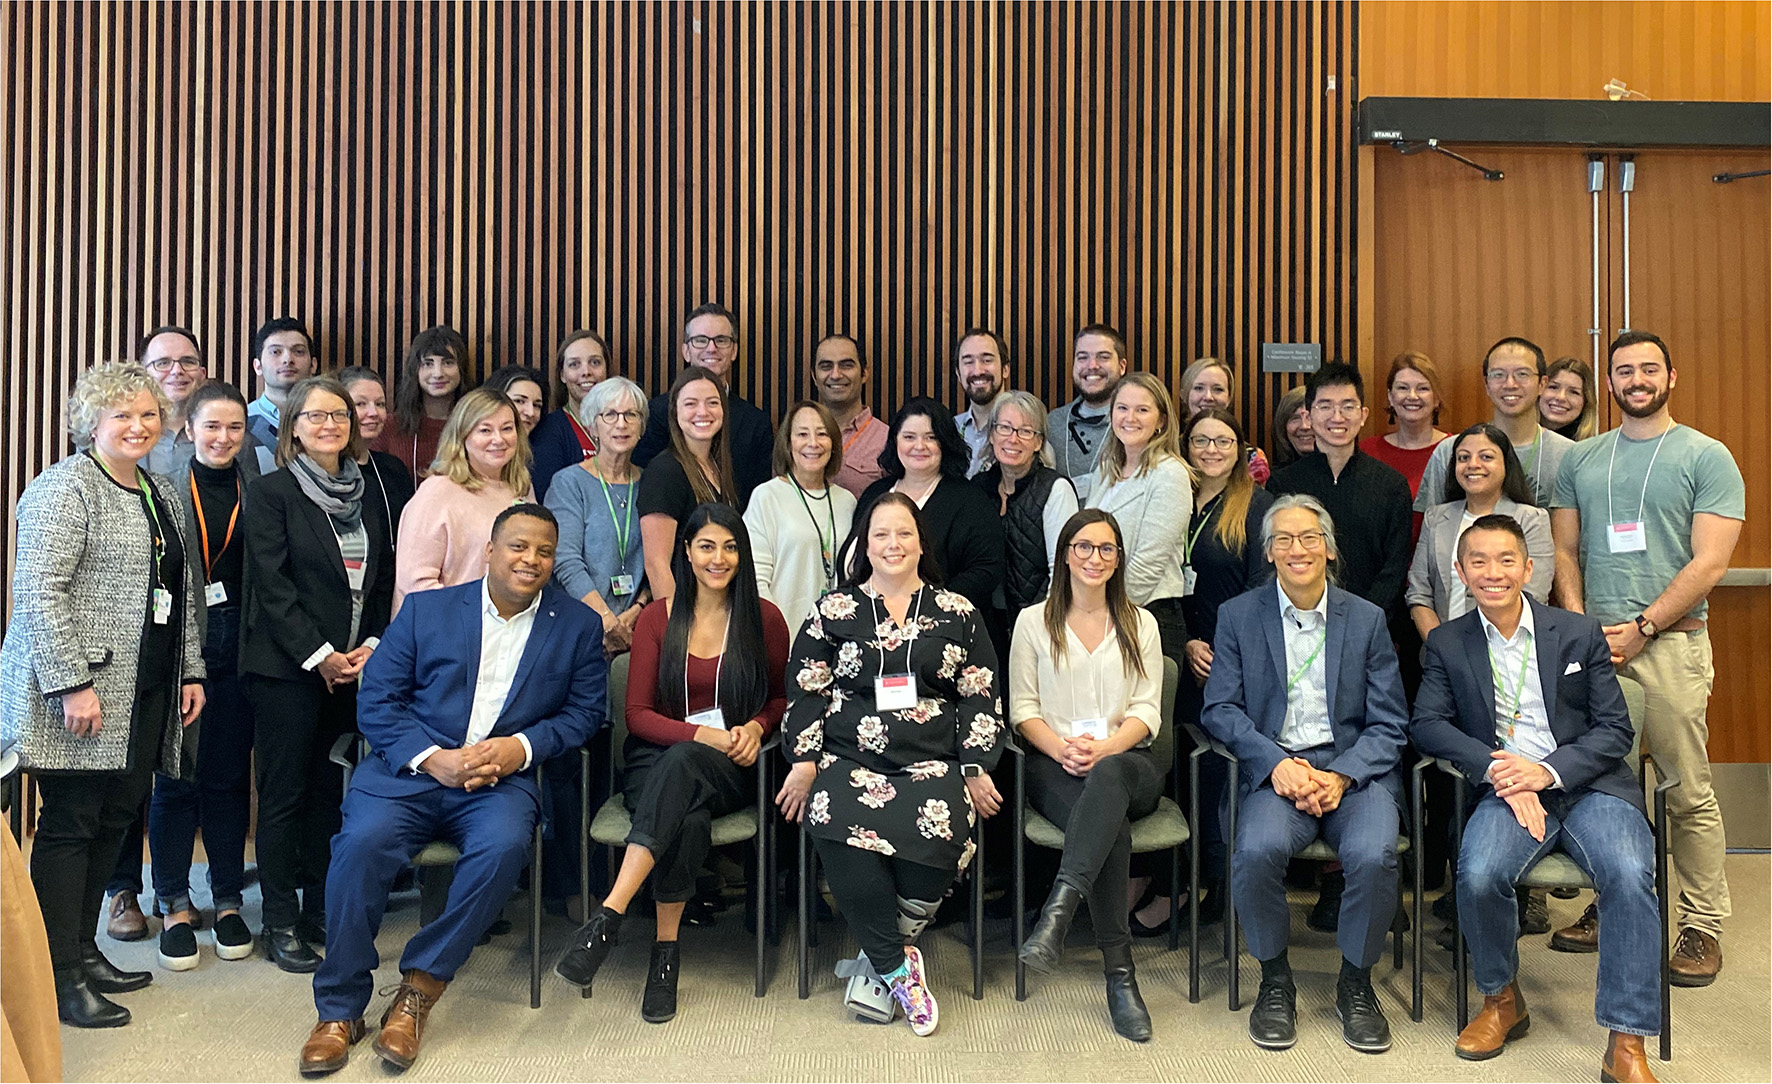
[1248,979,1297,1050]
[1336,976,1392,1053]
[158,922,200,971]
[213,914,254,961]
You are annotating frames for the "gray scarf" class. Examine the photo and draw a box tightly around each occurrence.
[290,455,366,532]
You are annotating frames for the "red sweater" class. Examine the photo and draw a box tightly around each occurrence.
[625,598,790,746]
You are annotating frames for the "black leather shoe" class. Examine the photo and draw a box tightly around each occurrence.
[265,927,323,973]
[56,969,131,1028]
[295,913,327,948]
[1101,941,1152,1042]
[1307,871,1345,933]
[1432,887,1457,923]
[556,907,623,990]
[80,946,152,993]
[1018,880,1084,974]
[1249,978,1297,1049]
[1336,975,1392,1053]
[641,941,680,1024]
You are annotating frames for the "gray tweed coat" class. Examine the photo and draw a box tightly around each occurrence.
[0,454,206,773]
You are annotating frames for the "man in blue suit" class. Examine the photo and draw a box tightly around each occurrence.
[1411,514,1659,1083]
[298,505,606,1076]
[1203,494,1409,1055]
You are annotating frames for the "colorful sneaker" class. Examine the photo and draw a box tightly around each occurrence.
[887,946,939,1037]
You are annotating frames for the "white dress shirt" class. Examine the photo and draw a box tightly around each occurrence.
[1478,601,1563,789]
[408,580,541,773]
[1276,581,1334,752]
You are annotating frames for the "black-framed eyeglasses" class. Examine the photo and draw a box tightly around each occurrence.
[1069,541,1120,561]
[147,357,203,373]
[991,422,1039,441]
[297,409,352,426]
[686,334,738,350]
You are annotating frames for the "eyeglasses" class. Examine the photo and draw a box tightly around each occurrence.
[1069,541,1120,561]
[1271,530,1327,552]
[1310,401,1363,418]
[296,409,352,426]
[685,334,738,351]
[1485,368,1540,386]
[597,409,642,425]
[1189,434,1237,451]
[147,357,203,373]
[991,422,1039,441]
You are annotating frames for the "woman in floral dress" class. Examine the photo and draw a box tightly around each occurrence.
[776,492,1006,1037]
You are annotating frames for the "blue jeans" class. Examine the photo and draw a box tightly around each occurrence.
[147,606,256,913]
[1458,789,1658,1036]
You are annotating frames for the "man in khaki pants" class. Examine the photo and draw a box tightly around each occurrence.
[1551,330,1745,987]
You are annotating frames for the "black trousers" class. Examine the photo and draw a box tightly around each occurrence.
[622,738,749,904]
[1025,746,1163,945]
[814,837,955,975]
[31,680,168,971]
[247,674,355,931]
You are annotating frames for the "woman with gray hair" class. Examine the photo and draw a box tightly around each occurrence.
[973,390,1079,656]
[0,362,207,1028]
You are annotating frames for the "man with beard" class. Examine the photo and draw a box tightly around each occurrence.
[1047,323,1129,503]
[1550,330,1744,988]
[1414,337,1573,511]
[953,328,1009,478]
[811,332,887,497]
[246,317,319,473]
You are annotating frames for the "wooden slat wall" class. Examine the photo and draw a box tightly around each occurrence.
[1,0,1360,592]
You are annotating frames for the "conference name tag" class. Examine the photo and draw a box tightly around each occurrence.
[875,673,919,711]
[152,588,173,625]
[687,707,726,731]
[1608,521,1647,554]
[610,573,635,597]
[343,556,367,591]
[1182,566,1198,596]
[1072,717,1109,740]
[204,581,228,606]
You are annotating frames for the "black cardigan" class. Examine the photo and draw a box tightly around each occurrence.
[1265,448,1414,617]
[855,475,1006,616]
[1180,484,1276,648]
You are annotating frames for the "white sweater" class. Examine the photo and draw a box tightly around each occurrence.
[743,475,859,633]
[1085,455,1194,605]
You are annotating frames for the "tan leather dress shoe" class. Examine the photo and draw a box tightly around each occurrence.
[107,891,149,942]
[298,1019,366,1076]
[373,969,447,1070]
[1550,902,1599,953]
[1601,1031,1657,1083]
[1668,927,1721,987]
[1455,981,1530,1060]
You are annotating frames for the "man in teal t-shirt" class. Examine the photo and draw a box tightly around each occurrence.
[1550,331,1745,988]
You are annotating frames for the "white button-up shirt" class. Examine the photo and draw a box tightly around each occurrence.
[1478,601,1562,789]
[1277,581,1334,752]
[408,581,541,773]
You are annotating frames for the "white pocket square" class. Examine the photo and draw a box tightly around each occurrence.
[1564,662,1582,675]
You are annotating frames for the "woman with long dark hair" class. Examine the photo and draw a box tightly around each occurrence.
[481,364,549,438]
[555,503,789,1024]
[371,325,471,481]
[1011,509,1166,1042]
[530,329,611,497]
[636,365,740,599]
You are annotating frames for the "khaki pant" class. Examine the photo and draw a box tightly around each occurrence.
[1618,627,1730,937]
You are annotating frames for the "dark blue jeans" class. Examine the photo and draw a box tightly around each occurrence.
[147,606,255,913]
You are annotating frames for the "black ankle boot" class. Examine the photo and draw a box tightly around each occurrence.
[1100,941,1152,1042]
[1018,879,1084,974]
[641,941,680,1024]
[56,967,130,1028]
[80,945,152,993]
[556,906,623,991]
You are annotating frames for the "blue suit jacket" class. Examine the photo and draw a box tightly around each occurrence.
[1410,598,1643,814]
[353,580,607,804]
[1201,583,1409,806]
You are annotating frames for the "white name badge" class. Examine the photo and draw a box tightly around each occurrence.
[687,707,727,730]
[1182,566,1198,596]
[342,556,367,591]
[152,588,173,625]
[875,673,919,711]
[1608,521,1648,554]
[609,573,635,597]
[204,582,229,606]
[1072,717,1109,740]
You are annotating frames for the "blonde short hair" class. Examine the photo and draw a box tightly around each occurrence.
[433,387,533,495]
[1096,372,1190,484]
[66,363,172,450]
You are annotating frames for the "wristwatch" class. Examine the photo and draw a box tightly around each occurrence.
[961,764,984,779]
[1634,613,1660,639]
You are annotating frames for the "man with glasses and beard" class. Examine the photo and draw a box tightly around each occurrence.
[953,328,1010,478]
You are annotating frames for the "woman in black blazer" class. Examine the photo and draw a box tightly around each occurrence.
[242,377,395,973]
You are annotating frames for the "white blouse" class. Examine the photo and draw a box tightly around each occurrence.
[1007,603,1164,745]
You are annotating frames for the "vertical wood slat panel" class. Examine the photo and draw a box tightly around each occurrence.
[3,0,1358,592]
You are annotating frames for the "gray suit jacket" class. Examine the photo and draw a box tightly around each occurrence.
[1405,498,1553,622]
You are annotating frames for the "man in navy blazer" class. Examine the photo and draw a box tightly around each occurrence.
[1203,494,1409,1055]
[299,505,607,1077]
[1410,514,1659,1082]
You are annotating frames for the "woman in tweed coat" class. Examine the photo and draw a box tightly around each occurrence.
[0,362,206,1028]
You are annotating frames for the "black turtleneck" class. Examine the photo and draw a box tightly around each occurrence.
[191,459,245,605]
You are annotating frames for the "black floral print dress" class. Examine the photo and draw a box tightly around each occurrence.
[785,584,1006,872]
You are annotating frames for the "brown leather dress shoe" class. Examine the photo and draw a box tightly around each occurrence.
[1601,1031,1658,1083]
[1668,927,1721,987]
[298,1019,366,1076]
[1455,981,1530,1060]
[373,969,448,1070]
[107,891,149,942]
[1549,902,1599,953]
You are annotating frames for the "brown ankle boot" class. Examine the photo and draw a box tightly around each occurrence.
[1455,981,1529,1060]
[298,1019,365,1076]
[1601,1031,1657,1083]
[372,970,447,1070]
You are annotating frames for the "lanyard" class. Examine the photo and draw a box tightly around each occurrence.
[188,469,242,582]
[868,585,926,674]
[567,411,597,457]
[1185,492,1223,564]
[791,475,838,587]
[686,611,731,719]
[364,454,396,552]
[842,415,878,454]
[590,459,634,565]
[92,454,166,584]
[1285,625,1327,697]
[1606,421,1674,526]
[1488,628,1535,725]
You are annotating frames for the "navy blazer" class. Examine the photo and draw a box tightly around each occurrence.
[353,580,608,804]
[1201,582,1409,806]
[1410,597,1643,815]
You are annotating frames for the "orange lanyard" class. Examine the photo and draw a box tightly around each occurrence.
[189,470,242,582]
[842,415,878,453]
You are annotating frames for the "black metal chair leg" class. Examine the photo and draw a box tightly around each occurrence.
[797,825,812,1000]
[1454,775,1469,1031]
[1014,752,1027,1002]
[1412,760,1425,1023]
[1226,785,1239,1012]
[530,822,544,1009]
[971,821,985,1001]
[1188,750,1201,1004]
[580,746,592,1000]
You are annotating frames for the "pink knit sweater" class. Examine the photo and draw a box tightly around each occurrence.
[393,474,534,615]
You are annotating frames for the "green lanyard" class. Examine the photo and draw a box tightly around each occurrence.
[1488,628,1535,727]
[791,476,838,587]
[92,454,166,584]
[1285,628,1327,696]
[1184,492,1222,565]
[591,461,633,566]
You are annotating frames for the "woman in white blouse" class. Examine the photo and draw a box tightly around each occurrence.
[1010,508,1165,1044]
[743,401,858,630]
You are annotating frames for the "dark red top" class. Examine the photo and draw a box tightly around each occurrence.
[1360,434,1444,546]
[371,415,449,484]
[625,597,791,746]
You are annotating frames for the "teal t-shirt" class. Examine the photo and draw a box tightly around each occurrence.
[1552,424,1745,624]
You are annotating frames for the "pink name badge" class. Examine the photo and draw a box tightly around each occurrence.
[1607,521,1647,554]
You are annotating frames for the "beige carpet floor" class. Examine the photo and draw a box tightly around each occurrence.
[45,855,1772,1082]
